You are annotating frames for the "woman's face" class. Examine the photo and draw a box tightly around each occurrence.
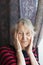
[15,23,32,49]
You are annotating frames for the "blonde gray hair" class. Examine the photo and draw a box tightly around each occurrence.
[11,18,36,41]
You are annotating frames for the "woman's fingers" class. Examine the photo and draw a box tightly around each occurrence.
[17,35,20,45]
[13,34,22,51]
[17,35,22,50]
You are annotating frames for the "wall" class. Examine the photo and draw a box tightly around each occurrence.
[38,24,43,65]
[38,39,43,65]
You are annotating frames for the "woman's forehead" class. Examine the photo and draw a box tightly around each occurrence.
[18,23,32,32]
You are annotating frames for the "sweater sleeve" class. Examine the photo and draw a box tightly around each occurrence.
[0,46,17,65]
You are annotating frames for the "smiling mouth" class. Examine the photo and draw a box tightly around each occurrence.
[22,41,27,43]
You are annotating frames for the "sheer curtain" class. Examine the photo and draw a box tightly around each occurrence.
[34,0,43,47]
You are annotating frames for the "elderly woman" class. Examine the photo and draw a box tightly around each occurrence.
[0,19,39,65]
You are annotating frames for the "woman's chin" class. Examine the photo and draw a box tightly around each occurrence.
[21,45,28,50]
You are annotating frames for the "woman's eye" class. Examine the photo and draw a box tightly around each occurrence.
[18,32,22,34]
[26,33,30,36]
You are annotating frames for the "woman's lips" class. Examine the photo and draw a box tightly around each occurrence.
[21,41,27,43]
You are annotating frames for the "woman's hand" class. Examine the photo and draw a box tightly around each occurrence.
[13,34,26,65]
[25,37,33,54]
[13,34,22,52]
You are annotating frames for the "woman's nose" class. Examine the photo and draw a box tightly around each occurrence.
[22,34,27,40]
